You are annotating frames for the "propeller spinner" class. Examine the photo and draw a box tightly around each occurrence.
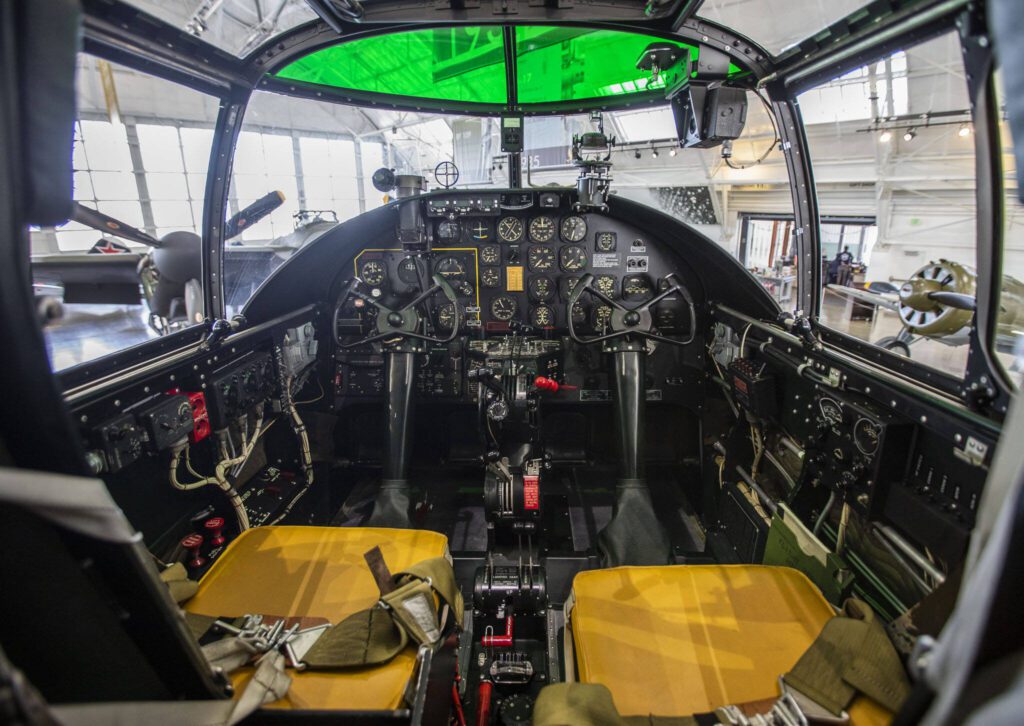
[897,260,977,335]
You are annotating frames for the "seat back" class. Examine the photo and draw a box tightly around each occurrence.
[0,468,225,703]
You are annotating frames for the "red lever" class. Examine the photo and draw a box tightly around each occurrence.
[534,376,577,393]
[204,517,226,547]
[181,533,205,569]
[481,615,514,647]
[475,681,493,726]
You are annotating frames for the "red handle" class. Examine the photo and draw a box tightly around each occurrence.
[181,533,205,569]
[534,376,577,392]
[481,615,514,647]
[475,681,493,726]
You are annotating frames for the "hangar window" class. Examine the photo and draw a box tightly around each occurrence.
[800,31,977,379]
[31,55,217,372]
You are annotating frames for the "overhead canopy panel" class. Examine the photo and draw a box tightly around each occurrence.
[273,26,745,113]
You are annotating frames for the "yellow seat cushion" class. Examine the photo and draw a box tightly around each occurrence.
[568,565,891,725]
[185,526,449,711]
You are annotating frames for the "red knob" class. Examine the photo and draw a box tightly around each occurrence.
[181,533,205,569]
[534,376,577,392]
[204,517,226,547]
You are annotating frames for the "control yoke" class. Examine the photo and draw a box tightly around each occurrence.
[567,272,696,346]
[333,272,461,349]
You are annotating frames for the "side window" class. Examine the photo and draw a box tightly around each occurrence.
[224,92,388,315]
[800,32,976,378]
[995,69,1024,389]
[32,56,217,371]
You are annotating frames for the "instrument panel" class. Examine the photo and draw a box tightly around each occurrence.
[348,191,692,336]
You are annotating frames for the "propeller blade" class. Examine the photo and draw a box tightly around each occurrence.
[72,202,162,248]
[927,291,976,311]
[225,191,285,239]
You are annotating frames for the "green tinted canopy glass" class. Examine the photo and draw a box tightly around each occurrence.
[515,27,692,104]
[276,27,508,104]
[274,26,737,110]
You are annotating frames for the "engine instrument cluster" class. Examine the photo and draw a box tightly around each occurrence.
[344,190,694,337]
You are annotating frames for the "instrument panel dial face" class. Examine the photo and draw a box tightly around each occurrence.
[466,220,492,242]
[531,305,554,328]
[854,418,881,456]
[397,257,419,285]
[481,267,501,288]
[436,303,457,331]
[559,244,588,272]
[528,275,555,303]
[819,398,843,428]
[498,216,524,243]
[595,274,617,298]
[560,215,587,243]
[360,260,385,286]
[528,245,555,272]
[593,304,613,329]
[595,231,617,252]
[622,274,653,301]
[529,215,556,243]
[570,301,587,325]
[437,220,461,242]
[480,244,501,265]
[490,295,518,322]
[434,256,468,283]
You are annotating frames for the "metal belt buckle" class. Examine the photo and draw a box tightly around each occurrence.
[775,677,850,725]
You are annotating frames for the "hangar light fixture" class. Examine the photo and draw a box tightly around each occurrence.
[879,130,893,143]
[903,129,917,141]
[958,124,972,137]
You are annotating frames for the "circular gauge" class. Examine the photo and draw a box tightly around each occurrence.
[819,398,843,427]
[531,305,554,328]
[434,255,467,283]
[480,244,501,265]
[437,220,461,242]
[490,295,517,322]
[528,245,555,272]
[560,215,588,243]
[593,304,613,329]
[570,301,587,326]
[561,276,582,300]
[595,231,617,252]
[466,220,492,242]
[456,280,475,298]
[360,260,385,286]
[622,274,653,301]
[529,216,556,243]
[595,274,617,298]
[481,267,501,288]
[498,216,524,243]
[559,245,588,272]
[397,257,420,285]
[854,418,881,456]
[528,276,555,303]
[436,302,457,331]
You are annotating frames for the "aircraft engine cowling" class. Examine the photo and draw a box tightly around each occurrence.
[898,260,976,336]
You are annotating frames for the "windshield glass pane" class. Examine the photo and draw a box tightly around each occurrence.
[801,32,976,379]
[275,27,508,105]
[698,0,874,56]
[122,0,316,57]
[31,55,217,371]
[994,70,1024,389]
[514,27,696,103]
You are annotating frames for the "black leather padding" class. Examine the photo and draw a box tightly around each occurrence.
[17,0,80,226]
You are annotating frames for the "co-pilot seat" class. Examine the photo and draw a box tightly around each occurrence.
[184,525,451,711]
[556,565,898,725]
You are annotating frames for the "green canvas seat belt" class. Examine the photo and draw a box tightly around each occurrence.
[178,547,463,671]
[533,598,911,726]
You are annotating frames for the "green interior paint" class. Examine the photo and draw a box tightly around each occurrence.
[274,26,740,108]
[275,27,508,104]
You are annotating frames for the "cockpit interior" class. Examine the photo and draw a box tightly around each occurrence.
[2,0,1024,724]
